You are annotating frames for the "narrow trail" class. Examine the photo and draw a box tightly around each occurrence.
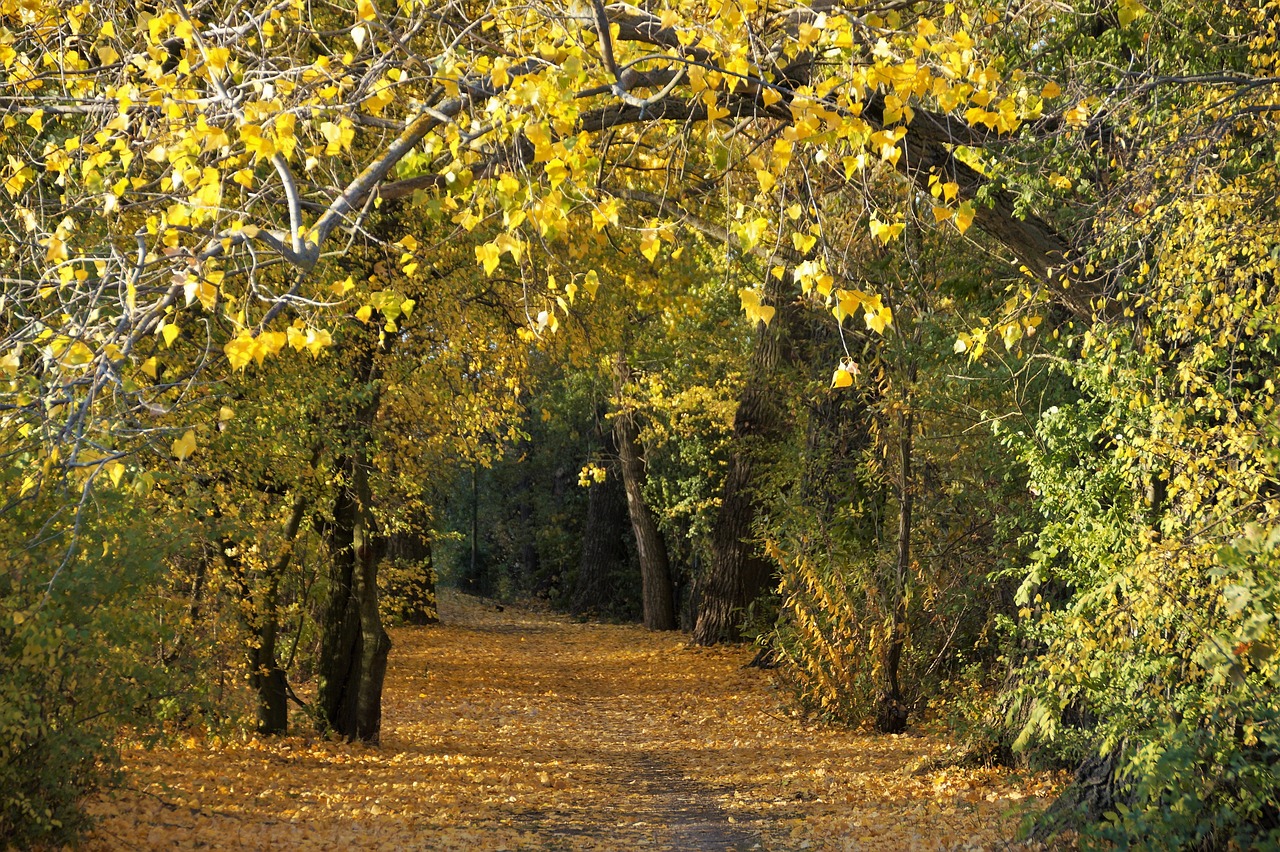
[83,593,1060,850]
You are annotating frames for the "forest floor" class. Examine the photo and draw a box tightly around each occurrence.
[82,592,1064,850]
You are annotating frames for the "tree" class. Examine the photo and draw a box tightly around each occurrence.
[570,412,635,620]
[613,355,677,631]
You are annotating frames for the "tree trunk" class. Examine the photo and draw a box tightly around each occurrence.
[612,379,677,630]
[352,456,391,742]
[572,420,630,617]
[693,299,793,645]
[249,643,289,736]
[876,408,913,734]
[317,340,391,742]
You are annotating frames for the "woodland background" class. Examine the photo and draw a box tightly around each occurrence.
[2,0,1279,847]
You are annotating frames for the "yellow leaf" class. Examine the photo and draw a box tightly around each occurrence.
[835,290,864,322]
[870,219,905,244]
[255,331,286,365]
[955,200,975,234]
[702,91,729,121]
[640,231,661,263]
[108,461,126,488]
[932,205,953,223]
[206,46,229,73]
[172,430,197,462]
[356,0,378,21]
[832,367,853,388]
[161,323,180,347]
[591,197,620,231]
[739,287,775,326]
[865,304,892,334]
[1118,0,1145,27]
[1064,101,1090,127]
[225,334,255,371]
[476,241,502,275]
[739,217,769,250]
[1040,81,1062,99]
[544,158,568,188]
[356,304,374,323]
[306,328,332,356]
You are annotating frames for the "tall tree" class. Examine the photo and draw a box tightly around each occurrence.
[613,356,677,630]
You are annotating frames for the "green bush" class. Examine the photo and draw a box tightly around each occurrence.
[0,482,176,846]
[1006,353,1280,847]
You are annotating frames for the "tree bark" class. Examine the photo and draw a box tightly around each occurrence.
[693,298,793,645]
[876,407,913,734]
[612,358,677,630]
[249,487,309,736]
[317,338,391,742]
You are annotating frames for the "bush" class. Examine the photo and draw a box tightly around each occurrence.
[0,482,177,846]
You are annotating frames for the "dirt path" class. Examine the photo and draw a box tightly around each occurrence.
[83,593,1060,850]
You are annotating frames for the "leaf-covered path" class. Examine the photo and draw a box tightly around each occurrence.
[84,593,1060,850]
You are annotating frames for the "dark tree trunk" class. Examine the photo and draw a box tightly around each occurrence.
[694,436,778,644]
[693,296,794,645]
[469,463,480,586]
[249,645,289,736]
[876,408,913,734]
[571,421,630,617]
[219,479,308,737]
[318,452,391,741]
[612,375,677,630]
[1031,751,1127,842]
[317,339,391,743]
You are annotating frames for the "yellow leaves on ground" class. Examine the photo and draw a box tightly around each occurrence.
[81,593,1062,851]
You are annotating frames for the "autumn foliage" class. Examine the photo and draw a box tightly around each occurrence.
[3,0,1280,846]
